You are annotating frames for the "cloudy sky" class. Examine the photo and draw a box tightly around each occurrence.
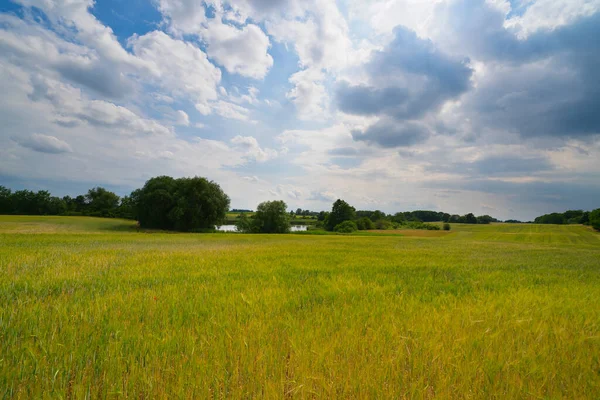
[1,0,599,220]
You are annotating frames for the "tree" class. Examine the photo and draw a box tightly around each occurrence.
[325,199,356,231]
[476,215,494,224]
[235,213,253,233]
[464,213,477,224]
[168,177,230,232]
[135,176,230,231]
[86,187,120,216]
[590,208,600,231]
[334,220,357,233]
[0,186,12,214]
[250,200,290,233]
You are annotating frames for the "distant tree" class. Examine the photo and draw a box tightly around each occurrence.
[235,213,253,233]
[86,187,120,217]
[534,213,566,224]
[250,200,290,233]
[476,215,494,224]
[449,214,461,223]
[0,186,12,214]
[334,220,357,233]
[580,212,590,225]
[590,209,600,231]
[296,208,302,216]
[464,213,477,224]
[317,211,328,221]
[390,212,406,224]
[325,199,356,231]
[370,210,386,222]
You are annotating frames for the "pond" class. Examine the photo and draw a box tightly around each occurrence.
[215,225,308,232]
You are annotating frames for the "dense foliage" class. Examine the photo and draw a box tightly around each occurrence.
[534,210,592,225]
[236,200,290,233]
[590,209,600,231]
[334,220,358,233]
[0,185,130,218]
[135,176,230,231]
[325,199,356,231]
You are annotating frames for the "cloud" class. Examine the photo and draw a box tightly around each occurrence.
[431,1,600,140]
[203,20,273,79]
[286,68,329,120]
[13,133,73,154]
[210,101,254,122]
[428,154,556,177]
[308,191,336,202]
[129,30,221,106]
[230,135,278,162]
[336,26,472,121]
[352,119,430,148]
[175,110,190,126]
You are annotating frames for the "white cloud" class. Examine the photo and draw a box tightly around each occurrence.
[286,68,329,120]
[506,0,600,37]
[13,133,73,154]
[212,101,254,121]
[175,110,190,126]
[230,135,278,162]
[202,19,273,79]
[129,30,221,106]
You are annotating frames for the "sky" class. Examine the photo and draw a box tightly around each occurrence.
[0,0,599,221]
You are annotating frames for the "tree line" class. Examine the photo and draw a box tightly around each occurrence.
[0,186,133,219]
[534,209,600,230]
[2,178,599,233]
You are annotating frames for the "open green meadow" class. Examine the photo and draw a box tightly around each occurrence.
[1,216,599,398]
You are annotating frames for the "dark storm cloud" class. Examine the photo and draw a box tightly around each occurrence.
[436,0,600,139]
[352,119,430,148]
[336,26,472,121]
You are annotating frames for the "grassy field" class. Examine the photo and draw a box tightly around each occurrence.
[1,216,599,398]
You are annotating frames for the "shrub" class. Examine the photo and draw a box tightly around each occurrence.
[443,223,451,231]
[374,219,393,230]
[334,220,358,233]
[356,217,375,230]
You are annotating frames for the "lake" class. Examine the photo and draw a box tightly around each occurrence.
[215,225,308,232]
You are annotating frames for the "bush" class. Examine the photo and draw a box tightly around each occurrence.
[443,223,451,231]
[374,219,393,230]
[334,220,357,233]
[356,217,375,230]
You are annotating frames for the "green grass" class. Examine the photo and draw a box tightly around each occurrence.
[1,216,599,398]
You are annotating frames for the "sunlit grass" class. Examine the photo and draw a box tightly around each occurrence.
[1,217,599,398]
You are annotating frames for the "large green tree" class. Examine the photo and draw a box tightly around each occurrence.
[135,176,229,231]
[325,199,356,231]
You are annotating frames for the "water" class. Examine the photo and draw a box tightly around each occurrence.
[215,225,308,232]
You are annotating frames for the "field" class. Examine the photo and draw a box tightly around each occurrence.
[1,216,599,398]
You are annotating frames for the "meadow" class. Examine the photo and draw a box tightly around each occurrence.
[1,216,599,398]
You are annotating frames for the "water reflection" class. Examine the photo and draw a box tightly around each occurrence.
[215,225,308,232]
